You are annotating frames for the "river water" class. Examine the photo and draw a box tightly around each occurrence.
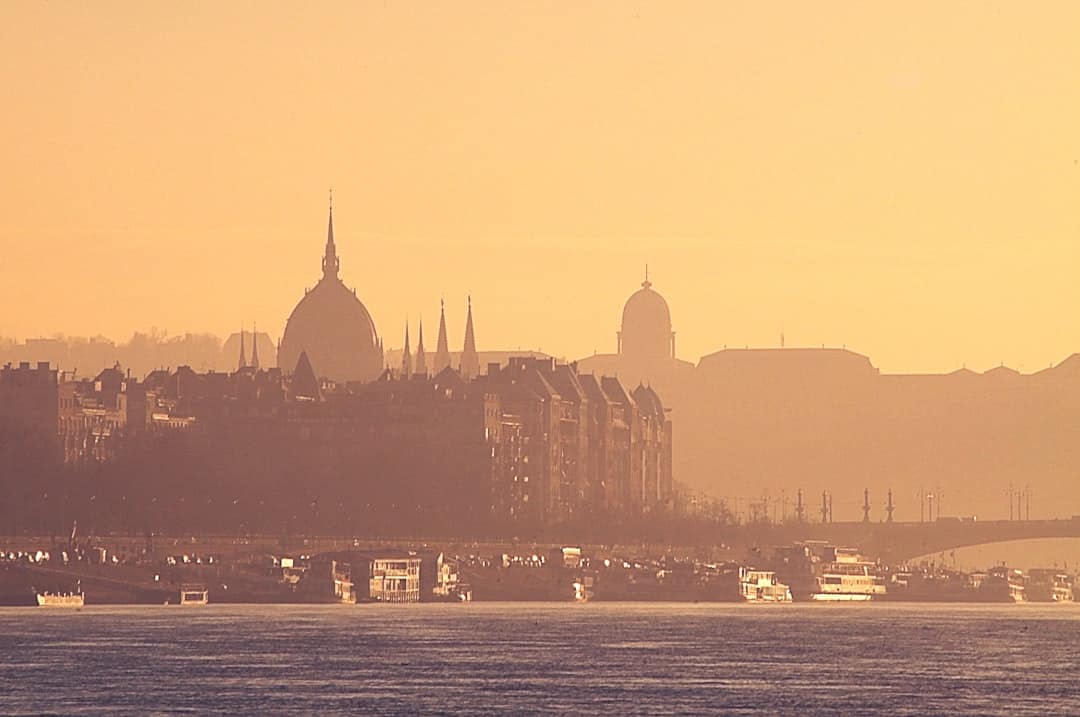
[1,603,1077,715]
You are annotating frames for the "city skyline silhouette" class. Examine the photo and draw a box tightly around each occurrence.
[3,7,1080,715]
[3,3,1079,374]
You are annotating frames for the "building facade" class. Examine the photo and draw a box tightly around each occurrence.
[1,361,193,465]
[1,353,674,533]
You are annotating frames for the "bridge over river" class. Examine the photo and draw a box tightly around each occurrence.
[4,518,1079,568]
[719,517,1080,563]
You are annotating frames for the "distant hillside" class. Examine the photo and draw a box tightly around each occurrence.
[0,331,276,378]
[582,348,1080,522]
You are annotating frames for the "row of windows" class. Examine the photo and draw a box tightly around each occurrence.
[59,417,122,433]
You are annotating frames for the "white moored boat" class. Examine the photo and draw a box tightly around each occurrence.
[774,542,886,602]
[739,568,792,602]
[36,582,85,607]
[179,584,209,605]
[810,549,886,601]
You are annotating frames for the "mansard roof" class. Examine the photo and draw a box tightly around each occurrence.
[600,376,634,408]
[577,374,612,406]
[632,383,664,418]
[547,364,586,403]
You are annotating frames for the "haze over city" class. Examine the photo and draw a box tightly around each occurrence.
[3,2,1080,374]
[3,5,1080,715]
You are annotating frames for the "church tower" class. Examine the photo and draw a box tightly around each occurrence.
[401,321,412,379]
[415,319,428,377]
[460,296,479,380]
[250,322,260,370]
[434,299,451,373]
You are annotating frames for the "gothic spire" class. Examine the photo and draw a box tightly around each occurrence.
[250,322,260,370]
[238,324,247,370]
[461,296,479,380]
[401,320,412,379]
[434,298,451,373]
[415,318,428,377]
[322,189,340,280]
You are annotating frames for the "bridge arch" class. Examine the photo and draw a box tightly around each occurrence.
[722,518,1080,564]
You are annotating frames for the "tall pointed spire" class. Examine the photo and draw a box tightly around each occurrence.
[434,298,451,373]
[250,322,260,370]
[401,320,412,379]
[322,189,340,280]
[642,264,652,290]
[238,324,247,370]
[460,296,479,380]
[414,318,428,377]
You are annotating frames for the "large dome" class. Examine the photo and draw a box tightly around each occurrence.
[278,205,384,383]
[618,274,674,362]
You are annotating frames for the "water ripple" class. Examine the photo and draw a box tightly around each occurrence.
[0,603,1078,715]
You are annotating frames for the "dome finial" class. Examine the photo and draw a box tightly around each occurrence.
[642,264,652,289]
[322,191,340,280]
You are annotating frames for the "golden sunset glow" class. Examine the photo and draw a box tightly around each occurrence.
[3,9,1080,711]
[2,2,1079,373]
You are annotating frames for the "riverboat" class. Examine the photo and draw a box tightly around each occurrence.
[884,569,982,602]
[974,567,1025,602]
[571,574,595,602]
[36,581,84,607]
[773,543,886,601]
[738,568,792,602]
[179,584,209,605]
[1025,569,1073,603]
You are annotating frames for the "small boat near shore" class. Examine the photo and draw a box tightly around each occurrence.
[738,568,792,602]
[36,581,85,607]
[178,584,209,605]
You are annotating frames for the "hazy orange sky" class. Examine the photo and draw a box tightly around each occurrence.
[2,2,1078,373]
